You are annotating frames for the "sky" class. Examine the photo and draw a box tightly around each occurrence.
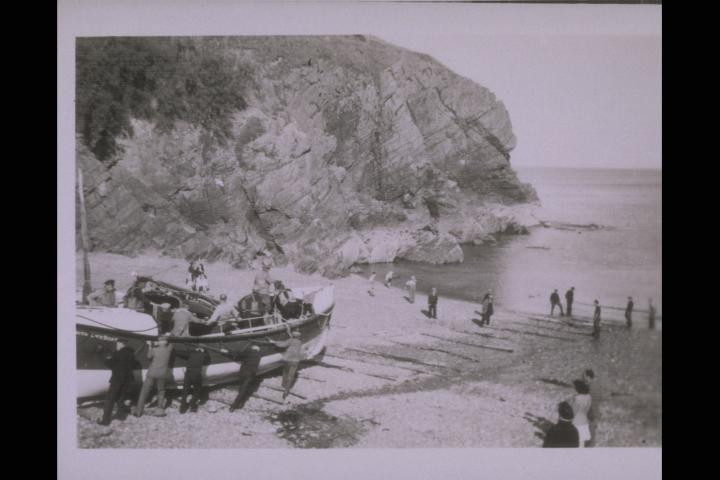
[379,33,662,170]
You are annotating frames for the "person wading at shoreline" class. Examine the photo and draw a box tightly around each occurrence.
[550,289,564,316]
[175,346,211,414]
[135,334,174,417]
[565,287,575,317]
[221,343,264,412]
[543,401,580,448]
[592,300,602,338]
[428,287,438,319]
[267,330,305,401]
[97,338,136,426]
[625,297,634,328]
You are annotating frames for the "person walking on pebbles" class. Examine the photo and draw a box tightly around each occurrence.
[550,289,564,316]
[405,275,417,304]
[384,270,394,288]
[565,287,575,317]
[428,287,438,319]
[97,338,136,426]
[592,300,602,338]
[367,271,377,296]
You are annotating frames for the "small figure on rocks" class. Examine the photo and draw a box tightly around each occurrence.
[648,298,656,330]
[384,270,394,288]
[88,279,117,307]
[592,300,602,338]
[267,330,305,401]
[550,289,564,316]
[221,343,263,412]
[97,338,135,426]
[569,379,593,447]
[176,346,211,414]
[405,275,417,304]
[565,287,575,317]
[625,296,634,328]
[368,271,376,296]
[542,401,580,448]
[428,287,438,319]
[135,334,174,417]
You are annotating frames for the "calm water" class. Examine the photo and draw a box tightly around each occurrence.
[362,167,662,323]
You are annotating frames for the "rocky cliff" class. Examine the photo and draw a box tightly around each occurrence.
[77,36,538,276]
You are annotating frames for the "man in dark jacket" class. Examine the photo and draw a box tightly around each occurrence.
[98,339,136,426]
[550,289,564,316]
[428,288,438,319]
[565,287,575,317]
[543,401,580,448]
[625,297,634,328]
[176,347,212,413]
[221,343,264,412]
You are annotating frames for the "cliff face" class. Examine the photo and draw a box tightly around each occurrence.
[77,36,537,276]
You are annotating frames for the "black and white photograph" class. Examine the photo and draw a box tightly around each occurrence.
[58,1,661,478]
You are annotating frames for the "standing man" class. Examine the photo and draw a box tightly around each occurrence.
[648,298,656,330]
[550,289,564,316]
[405,276,417,304]
[542,401,580,448]
[88,279,118,307]
[483,294,495,326]
[625,297,634,328]
[253,260,275,312]
[384,271,394,288]
[170,303,204,337]
[221,343,264,412]
[176,346,211,414]
[135,334,174,417]
[267,330,305,401]
[428,287,438,319]
[565,287,575,317]
[97,338,136,426]
[592,300,602,338]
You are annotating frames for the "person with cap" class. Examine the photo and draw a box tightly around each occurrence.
[625,296,634,328]
[405,275,417,304]
[565,287,575,317]
[267,329,305,401]
[97,338,136,426]
[135,334,174,417]
[428,287,438,319]
[175,346,211,413]
[550,289,564,316]
[220,342,264,411]
[592,300,602,338]
[88,279,117,307]
[253,259,275,312]
[542,401,580,448]
[208,294,239,325]
[569,379,593,447]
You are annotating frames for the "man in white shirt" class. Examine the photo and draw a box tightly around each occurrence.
[208,294,238,324]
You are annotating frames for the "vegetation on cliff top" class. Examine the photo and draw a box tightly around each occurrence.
[76,37,251,162]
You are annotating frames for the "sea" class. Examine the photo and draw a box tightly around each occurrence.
[361,167,662,325]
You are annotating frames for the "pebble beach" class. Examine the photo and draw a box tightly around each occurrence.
[74,252,662,449]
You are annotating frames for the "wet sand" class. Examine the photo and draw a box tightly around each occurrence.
[74,252,661,448]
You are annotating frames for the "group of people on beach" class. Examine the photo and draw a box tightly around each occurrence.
[549,287,658,336]
[367,270,440,320]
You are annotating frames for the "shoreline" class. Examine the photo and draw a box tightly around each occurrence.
[73,252,661,448]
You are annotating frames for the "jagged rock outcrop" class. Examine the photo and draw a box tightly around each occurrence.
[77,36,538,276]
